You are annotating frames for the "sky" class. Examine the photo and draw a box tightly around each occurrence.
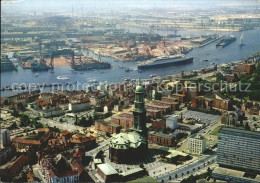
[1,0,259,14]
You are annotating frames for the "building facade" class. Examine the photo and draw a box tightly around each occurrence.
[166,115,179,130]
[188,134,206,155]
[148,132,176,147]
[0,129,11,148]
[95,120,121,134]
[217,127,260,173]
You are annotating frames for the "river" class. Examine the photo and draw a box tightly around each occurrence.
[1,27,260,97]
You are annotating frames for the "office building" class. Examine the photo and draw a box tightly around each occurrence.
[188,134,206,155]
[0,129,10,148]
[217,127,260,173]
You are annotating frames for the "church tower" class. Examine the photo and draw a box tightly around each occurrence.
[132,79,147,134]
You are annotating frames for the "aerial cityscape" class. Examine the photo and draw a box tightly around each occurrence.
[0,0,260,182]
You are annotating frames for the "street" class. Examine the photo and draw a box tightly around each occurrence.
[157,153,217,183]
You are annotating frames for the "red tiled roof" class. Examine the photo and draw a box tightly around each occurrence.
[39,100,51,107]
[12,138,41,145]
[34,98,44,103]
[71,159,86,175]
[38,128,50,132]
[70,136,96,144]
[61,130,70,136]
[8,154,28,172]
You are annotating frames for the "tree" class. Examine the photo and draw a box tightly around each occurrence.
[215,73,225,82]
[154,92,162,100]
[75,115,78,124]
[20,114,31,127]
[232,73,239,82]
[245,122,250,130]
[88,116,93,126]
[79,117,87,127]
[207,167,212,176]
[12,109,20,117]
[8,122,17,130]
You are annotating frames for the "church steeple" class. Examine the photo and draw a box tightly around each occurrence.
[133,79,146,132]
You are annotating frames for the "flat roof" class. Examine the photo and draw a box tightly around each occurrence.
[97,163,118,176]
[153,100,174,105]
[145,103,169,109]
[120,167,143,177]
[213,167,260,182]
[146,109,160,113]
[94,159,102,164]
[96,120,121,128]
[219,127,260,139]
[149,131,174,139]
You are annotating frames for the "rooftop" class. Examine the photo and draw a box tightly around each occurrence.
[97,163,118,176]
[213,167,260,182]
[219,127,260,139]
[149,131,175,139]
[189,133,205,140]
[96,120,121,128]
[110,131,146,149]
[120,167,144,177]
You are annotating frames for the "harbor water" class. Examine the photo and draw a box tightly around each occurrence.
[1,28,260,96]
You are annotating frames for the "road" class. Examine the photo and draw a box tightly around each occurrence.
[85,138,111,157]
[156,153,217,183]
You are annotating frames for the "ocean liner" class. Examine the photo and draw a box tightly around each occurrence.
[137,54,194,69]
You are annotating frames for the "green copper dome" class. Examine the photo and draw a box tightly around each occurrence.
[136,85,144,92]
[110,131,146,150]
[136,79,144,92]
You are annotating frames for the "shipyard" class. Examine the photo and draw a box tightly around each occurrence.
[1,0,260,183]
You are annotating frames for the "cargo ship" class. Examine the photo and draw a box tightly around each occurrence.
[31,61,49,71]
[1,55,17,71]
[216,35,236,48]
[72,62,111,70]
[71,53,111,71]
[30,56,53,72]
[137,54,194,69]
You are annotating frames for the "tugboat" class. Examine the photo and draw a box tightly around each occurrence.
[57,76,69,80]
[125,68,133,72]
[88,79,97,83]
[124,77,131,81]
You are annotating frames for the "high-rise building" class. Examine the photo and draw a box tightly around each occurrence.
[188,134,206,155]
[109,80,147,163]
[217,127,260,173]
[0,129,11,148]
